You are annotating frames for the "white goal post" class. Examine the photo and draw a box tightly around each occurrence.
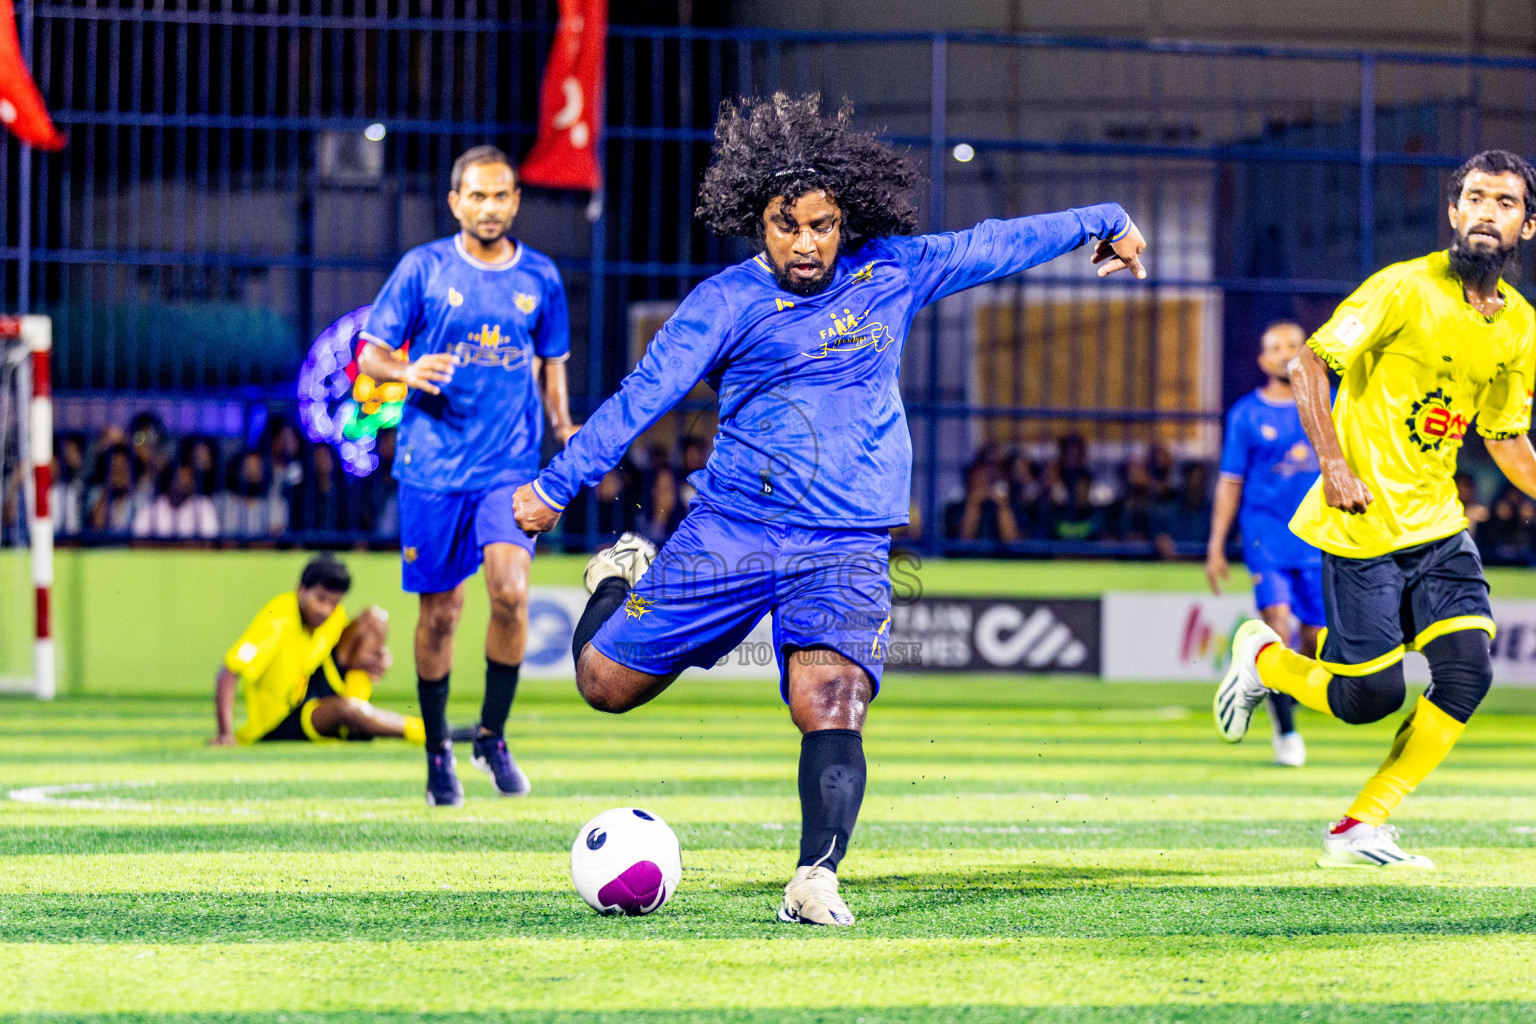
[0,314,53,699]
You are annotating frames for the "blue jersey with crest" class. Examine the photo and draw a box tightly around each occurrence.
[532,204,1129,528]
[362,235,570,493]
[1218,389,1322,570]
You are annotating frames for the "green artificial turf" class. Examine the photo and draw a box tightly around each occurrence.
[4,677,1536,1021]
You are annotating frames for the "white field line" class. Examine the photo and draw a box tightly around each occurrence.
[7,779,251,815]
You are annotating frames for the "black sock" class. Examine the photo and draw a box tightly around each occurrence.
[1269,692,1298,734]
[418,673,450,751]
[797,728,866,873]
[572,577,628,663]
[480,658,520,736]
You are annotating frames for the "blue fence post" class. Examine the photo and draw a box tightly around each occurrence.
[1358,54,1377,279]
[923,33,947,555]
[585,182,607,553]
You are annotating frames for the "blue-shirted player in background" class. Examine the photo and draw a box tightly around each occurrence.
[512,94,1148,925]
[1206,321,1322,768]
[358,145,578,807]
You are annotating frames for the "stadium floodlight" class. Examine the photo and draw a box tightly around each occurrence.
[364,123,386,142]
[0,314,52,699]
[951,143,975,163]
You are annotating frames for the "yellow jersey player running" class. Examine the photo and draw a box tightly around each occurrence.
[1215,149,1536,869]
[211,554,426,746]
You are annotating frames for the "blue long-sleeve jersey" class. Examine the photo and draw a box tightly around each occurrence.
[533,204,1130,528]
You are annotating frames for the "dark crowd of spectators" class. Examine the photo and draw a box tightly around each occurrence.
[941,434,1214,558]
[30,416,1530,562]
[1463,471,1536,565]
[555,434,712,551]
[47,412,399,542]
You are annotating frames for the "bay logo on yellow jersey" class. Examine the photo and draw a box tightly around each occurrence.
[1406,388,1468,452]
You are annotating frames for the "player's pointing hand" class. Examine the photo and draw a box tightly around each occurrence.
[1092,219,1148,279]
[514,483,562,535]
[404,353,457,395]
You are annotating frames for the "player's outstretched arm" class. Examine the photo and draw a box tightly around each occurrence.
[1291,346,1373,515]
[356,341,456,396]
[1486,435,1536,501]
[209,666,238,746]
[517,279,733,532]
[905,203,1146,307]
[1205,476,1242,594]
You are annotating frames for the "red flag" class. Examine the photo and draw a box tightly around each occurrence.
[519,0,604,191]
[0,0,63,150]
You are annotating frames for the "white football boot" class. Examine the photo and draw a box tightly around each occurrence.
[582,531,658,593]
[777,865,855,926]
[1318,820,1434,869]
[1214,619,1282,743]
[1271,706,1307,768]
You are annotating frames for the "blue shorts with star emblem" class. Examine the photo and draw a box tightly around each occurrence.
[590,501,893,699]
[398,481,537,593]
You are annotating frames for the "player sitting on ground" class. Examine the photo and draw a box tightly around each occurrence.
[513,93,1147,925]
[1215,149,1536,868]
[210,553,425,746]
[1206,321,1321,768]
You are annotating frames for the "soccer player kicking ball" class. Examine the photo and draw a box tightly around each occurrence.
[1206,321,1323,768]
[513,93,1147,924]
[358,145,579,806]
[212,554,423,746]
[1216,149,1536,869]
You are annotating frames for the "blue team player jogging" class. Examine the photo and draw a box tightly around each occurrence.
[358,145,578,808]
[363,230,567,591]
[1207,320,1323,766]
[512,94,1151,927]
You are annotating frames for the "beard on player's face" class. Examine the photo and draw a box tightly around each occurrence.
[1450,223,1518,283]
[464,214,509,244]
[769,251,834,296]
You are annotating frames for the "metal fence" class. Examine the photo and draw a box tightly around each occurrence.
[7,4,1536,552]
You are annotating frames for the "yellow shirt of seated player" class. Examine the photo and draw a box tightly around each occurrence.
[223,591,350,744]
[1293,250,1535,559]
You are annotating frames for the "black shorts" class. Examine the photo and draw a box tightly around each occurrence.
[1318,530,1494,676]
[259,663,371,743]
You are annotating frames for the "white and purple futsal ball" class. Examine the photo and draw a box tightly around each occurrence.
[570,807,682,916]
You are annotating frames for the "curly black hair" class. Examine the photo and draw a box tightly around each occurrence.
[695,93,920,246]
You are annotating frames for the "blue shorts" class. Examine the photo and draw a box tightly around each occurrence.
[1251,564,1325,627]
[591,503,893,699]
[1318,531,1493,675]
[398,481,536,594]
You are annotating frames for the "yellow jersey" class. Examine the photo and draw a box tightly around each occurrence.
[224,592,349,744]
[1293,251,1535,559]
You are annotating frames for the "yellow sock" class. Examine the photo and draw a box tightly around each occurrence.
[403,716,426,746]
[1346,696,1466,826]
[341,669,374,701]
[1255,642,1334,716]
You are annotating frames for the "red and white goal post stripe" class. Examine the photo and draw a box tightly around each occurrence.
[0,315,53,699]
